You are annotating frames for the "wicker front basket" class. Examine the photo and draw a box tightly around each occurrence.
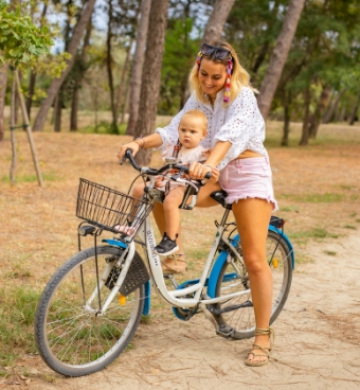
[76,178,151,236]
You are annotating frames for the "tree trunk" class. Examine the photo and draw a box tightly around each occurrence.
[0,64,8,142]
[33,0,96,131]
[26,71,37,118]
[14,69,43,186]
[10,76,17,183]
[336,106,346,122]
[258,0,306,119]
[26,2,48,119]
[70,18,92,131]
[202,0,235,44]
[126,0,152,136]
[54,91,62,132]
[116,39,133,119]
[134,0,169,165]
[308,84,331,138]
[348,88,360,125]
[299,85,311,146]
[281,89,292,146]
[322,87,347,123]
[106,0,118,133]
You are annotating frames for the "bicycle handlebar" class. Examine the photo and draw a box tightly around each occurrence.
[121,148,212,180]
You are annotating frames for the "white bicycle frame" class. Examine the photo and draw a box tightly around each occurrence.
[129,203,250,309]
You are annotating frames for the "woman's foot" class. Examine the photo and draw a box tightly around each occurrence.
[155,232,179,256]
[161,253,186,274]
[245,328,274,367]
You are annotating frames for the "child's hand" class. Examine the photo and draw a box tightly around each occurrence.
[155,176,165,188]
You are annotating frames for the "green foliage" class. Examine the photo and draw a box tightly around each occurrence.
[159,18,200,114]
[0,1,53,66]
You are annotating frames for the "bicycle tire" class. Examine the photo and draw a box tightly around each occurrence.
[34,246,145,377]
[213,230,292,339]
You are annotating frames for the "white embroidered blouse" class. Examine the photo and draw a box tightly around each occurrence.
[155,87,267,170]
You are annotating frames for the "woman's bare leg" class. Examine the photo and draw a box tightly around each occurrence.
[232,198,273,364]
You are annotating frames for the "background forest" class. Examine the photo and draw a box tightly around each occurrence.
[0,0,360,149]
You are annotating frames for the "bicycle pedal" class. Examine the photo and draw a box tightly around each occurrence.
[216,325,236,339]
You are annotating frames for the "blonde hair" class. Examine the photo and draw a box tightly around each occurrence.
[180,109,208,135]
[189,41,255,105]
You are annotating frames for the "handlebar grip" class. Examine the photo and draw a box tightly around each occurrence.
[122,148,141,172]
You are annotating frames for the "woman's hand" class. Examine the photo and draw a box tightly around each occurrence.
[117,141,141,162]
[188,161,219,182]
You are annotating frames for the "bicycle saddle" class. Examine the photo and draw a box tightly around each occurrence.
[210,190,232,210]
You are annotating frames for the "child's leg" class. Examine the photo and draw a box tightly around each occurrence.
[162,186,186,240]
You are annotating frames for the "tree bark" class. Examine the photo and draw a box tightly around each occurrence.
[348,88,360,125]
[70,18,92,131]
[26,2,48,119]
[322,87,347,123]
[106,0,118,133]
[308,84,331,138]
[134,0,169,165]
[116,39,133,121]
[0,64,8,142]
[33,0,96,131]
[299,85,311,146]
[202,0,235,44]
[126,0,152,136]
[258,0,306,119]
[281,89,292,146]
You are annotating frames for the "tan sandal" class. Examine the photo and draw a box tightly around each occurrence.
[245,327,274,367]
[161,253,186,274]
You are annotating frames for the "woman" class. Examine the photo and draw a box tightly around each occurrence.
[118,41,278,367]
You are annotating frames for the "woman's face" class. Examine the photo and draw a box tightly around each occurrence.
[198,58,227,100]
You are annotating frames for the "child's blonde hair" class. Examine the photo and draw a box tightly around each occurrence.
[188,41,255,105]
[180,109,208,135]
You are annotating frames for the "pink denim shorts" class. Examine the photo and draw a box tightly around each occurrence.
[219,157,278,211]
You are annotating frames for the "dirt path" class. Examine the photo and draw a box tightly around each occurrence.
[3,232,359,390]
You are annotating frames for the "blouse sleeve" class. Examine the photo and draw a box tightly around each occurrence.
[155,93,200,146]
[213,87,265,162]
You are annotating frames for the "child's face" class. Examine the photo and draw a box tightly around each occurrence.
[178,115,207,149]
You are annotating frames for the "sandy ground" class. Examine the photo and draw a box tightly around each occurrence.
[3,233,360,390]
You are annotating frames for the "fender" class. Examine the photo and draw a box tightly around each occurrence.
[207,227,295,299]
[102,238,151,316]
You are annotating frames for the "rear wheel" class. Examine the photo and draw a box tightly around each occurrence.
[34,246,145,376]
[214,230,292,339]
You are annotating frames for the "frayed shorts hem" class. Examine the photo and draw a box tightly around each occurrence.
[219,157,278,212]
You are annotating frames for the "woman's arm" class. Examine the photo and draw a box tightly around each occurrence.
[189,140,231,181]
[117,133,163,160]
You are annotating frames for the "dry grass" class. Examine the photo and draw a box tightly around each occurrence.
[0,113,360,369]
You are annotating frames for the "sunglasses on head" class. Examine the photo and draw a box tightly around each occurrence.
[200,43,232,60]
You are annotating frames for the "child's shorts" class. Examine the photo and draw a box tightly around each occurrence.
[218,156,278,211]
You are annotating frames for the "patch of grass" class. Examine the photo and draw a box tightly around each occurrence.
[282,193,344,203]
[324,250,337,256]
[338,184,355,191]
[280,205,299,213]
[0,286,40,367]
[293,252,314,265]
[1,173,57,183]
[289,228,339,246]
[344,224,356,230]
[356,219,360,223]
[79,121,127,135]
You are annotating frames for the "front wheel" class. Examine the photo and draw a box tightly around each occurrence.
[34,246,145,377]
[214,230,293,339]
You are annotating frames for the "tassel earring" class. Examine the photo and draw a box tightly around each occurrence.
[223,58,233,103]
[196,51,203,71]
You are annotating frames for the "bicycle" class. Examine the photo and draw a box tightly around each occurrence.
[34,149,294,377]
